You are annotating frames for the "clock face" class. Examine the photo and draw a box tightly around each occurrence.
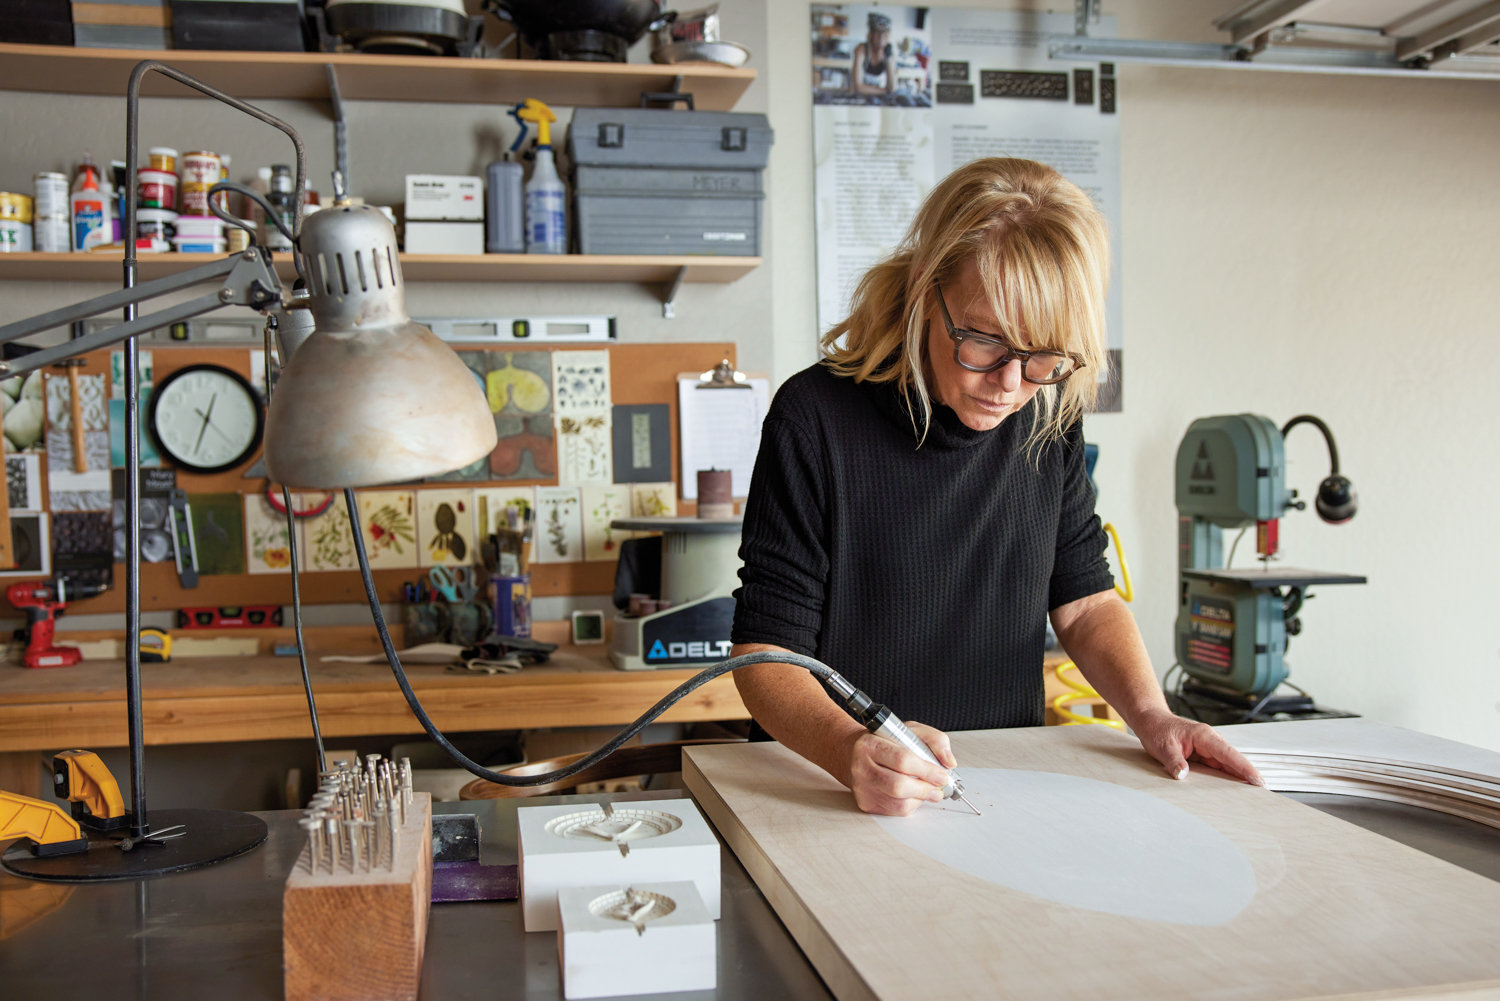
[148,365,264,474]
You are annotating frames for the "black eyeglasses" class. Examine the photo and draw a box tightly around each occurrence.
[934,284,1085,385]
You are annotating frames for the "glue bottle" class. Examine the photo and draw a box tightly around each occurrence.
[70,152,111,252]
[515,99,566,255]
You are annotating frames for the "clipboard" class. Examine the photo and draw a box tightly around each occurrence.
[677,361,770,500]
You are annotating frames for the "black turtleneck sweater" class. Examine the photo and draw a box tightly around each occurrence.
[731,363,1114,732]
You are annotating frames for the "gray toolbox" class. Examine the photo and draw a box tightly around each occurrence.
[566,108,774,257]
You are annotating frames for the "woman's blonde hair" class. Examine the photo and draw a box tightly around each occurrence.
[821,157,1110,447]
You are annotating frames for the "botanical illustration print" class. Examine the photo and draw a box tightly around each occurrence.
[582,485,630,561]
[111,350,152,399]
[298,494,358,572]
[551,350,611,416]
[356,490,419,570]
[631,482,677,518]
[557,413,612,486]
[245,492,292,574]
[534,486,582,564]
[417,489,476,569]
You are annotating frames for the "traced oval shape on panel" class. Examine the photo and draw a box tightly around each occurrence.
[873,769,1257,926]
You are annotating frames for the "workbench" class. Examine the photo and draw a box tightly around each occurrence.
[0,624,748,795]
[1,788,1495,999]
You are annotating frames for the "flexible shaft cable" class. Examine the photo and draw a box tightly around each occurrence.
[343,488,852,786]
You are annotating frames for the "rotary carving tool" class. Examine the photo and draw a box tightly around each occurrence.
[822,671,982,815]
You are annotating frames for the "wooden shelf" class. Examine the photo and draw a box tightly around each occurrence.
[0,251,760,284]
[0,42,755,110]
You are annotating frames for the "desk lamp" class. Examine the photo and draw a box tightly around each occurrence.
[0,60,491,883]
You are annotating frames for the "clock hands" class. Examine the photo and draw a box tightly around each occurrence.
[193,393,218,456]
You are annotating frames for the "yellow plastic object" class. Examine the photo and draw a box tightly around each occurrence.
[140,627,171,663]
[0,790,85,851]
[1049,523,1132,728]
[1103,522,1132,603]
[1052,662,1125,729]
[54,749,127,822]
[515,98,558,147]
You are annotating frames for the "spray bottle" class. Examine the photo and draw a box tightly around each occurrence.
[485,105,529,254]
[514,99,566,255]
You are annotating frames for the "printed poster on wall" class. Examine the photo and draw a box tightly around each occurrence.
[811,5,1124,410]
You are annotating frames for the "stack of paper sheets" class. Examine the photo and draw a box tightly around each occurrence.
[1218,718,1500,830]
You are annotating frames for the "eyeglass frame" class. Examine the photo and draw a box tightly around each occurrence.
[932,283,1086,385]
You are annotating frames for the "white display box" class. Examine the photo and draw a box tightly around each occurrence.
[519,796,721,932]
[404,174,484,221]
[557,881,716,1000]
[404,221,483,255]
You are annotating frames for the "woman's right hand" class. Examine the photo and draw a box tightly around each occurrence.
[843,722,956,817]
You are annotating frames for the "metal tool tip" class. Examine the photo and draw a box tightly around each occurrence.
[959,793,982,816]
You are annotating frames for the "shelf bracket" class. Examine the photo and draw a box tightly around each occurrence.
[661,266,688,319]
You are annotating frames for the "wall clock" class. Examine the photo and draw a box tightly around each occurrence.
[147,364,264,474]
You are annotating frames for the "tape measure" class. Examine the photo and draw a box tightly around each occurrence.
[140,628,171,663]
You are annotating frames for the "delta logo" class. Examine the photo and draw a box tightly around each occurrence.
[647,639,733,661]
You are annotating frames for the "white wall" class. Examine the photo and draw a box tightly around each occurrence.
[762,0,1500,751]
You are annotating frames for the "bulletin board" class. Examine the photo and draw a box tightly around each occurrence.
[0,340,737,617]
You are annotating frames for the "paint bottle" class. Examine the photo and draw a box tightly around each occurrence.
[0,193,34,253]
[70,153,110,252]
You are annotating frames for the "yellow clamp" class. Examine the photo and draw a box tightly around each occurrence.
[54,748,127,823]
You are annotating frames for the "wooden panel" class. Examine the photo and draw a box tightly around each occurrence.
[70,3,170,26]
[0,43,755,110]
[2,342,733,615]
[0,252,760,285]
[683,727,1500,1001]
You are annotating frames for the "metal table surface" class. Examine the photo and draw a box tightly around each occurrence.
[1,790,1496,999]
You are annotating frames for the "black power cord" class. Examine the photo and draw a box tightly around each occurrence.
[342,489,853,787]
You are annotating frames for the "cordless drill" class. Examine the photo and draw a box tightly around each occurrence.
[8,579,87,669]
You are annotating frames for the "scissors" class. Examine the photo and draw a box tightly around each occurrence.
[429,565,479,603]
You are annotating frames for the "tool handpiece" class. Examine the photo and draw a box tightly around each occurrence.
[818,671,981,814]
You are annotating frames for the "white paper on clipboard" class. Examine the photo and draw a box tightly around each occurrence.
[677,375,770,499]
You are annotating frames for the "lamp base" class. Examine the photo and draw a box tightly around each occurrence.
[0,808,267,883]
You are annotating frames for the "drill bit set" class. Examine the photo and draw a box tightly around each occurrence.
[296,755,415,875]
[283,754,434,1001]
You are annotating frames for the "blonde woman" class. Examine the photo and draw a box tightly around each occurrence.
[731,158,1263,816]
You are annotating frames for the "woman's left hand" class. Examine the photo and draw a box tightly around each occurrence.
[1130,708,1266,787]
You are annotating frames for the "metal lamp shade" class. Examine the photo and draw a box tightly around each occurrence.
[264,205,496,488]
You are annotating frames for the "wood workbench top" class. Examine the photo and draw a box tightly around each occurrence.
[0,624,748,753]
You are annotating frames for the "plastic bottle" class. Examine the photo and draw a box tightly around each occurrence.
[70,153,111,252]
[486,156,524,253]
[265,165,295,252]
[516,99,566,255]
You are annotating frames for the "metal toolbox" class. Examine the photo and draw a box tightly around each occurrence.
[567,109,773,257]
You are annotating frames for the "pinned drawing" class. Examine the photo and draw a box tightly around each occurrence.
[46,373,108,431]
[6,454,41,511]
[490,415,557,480]
[245,492,292,574]
[552,350,611,415]
[110,350,152,399]
[355,490,419,570]
[46,429,111,512]
[0,513,49,576]
[1,371,46,453]
[557,413,612,486]
[417,489,476,568]
[534,486,583,564]
[486,351,552,414]
[582,485,630,561]
[189,492,246,576]
[631,482,677,518]
[298,493,358,572]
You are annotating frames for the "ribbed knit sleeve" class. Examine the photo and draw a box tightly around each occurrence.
[1047,420,1116,610]
[731,417,830,655]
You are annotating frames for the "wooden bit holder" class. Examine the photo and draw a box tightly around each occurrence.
[283,790,433,1001]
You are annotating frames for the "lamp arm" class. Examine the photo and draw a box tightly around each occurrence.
[0,250,282,379]
[125,60,308,285]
